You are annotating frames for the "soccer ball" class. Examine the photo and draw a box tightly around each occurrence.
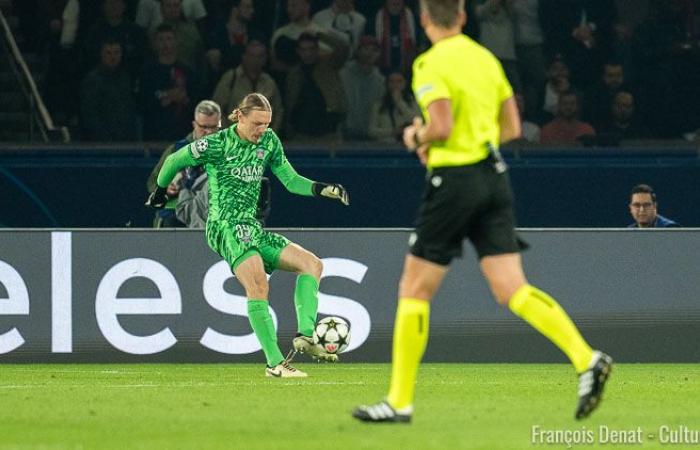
[313,316,351,354]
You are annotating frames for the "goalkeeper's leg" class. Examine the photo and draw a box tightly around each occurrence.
[234,252,306,377]
[276,243,338,362]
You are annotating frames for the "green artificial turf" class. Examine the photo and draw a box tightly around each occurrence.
[0,363,698,449]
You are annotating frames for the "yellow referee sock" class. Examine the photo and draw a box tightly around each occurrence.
[387,298,430,410]
[509,285,593,373]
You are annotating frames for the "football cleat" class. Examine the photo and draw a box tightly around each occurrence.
[293,335,338,362]
[575,351,613,419]
[265,360,307,378]
[352,401,412,423]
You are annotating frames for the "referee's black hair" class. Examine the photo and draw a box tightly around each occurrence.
[631,184,657,203]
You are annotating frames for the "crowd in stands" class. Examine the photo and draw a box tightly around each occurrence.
[14,0,700,145]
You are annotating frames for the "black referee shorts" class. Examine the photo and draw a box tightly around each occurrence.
[409,159,528,266]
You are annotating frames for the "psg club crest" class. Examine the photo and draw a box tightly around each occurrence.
[256,147,265,159]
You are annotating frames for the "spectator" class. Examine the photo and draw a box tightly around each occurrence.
[251,0,287,41]
[285,32,349,142]
[80,40,137,141]
[632,0,700,138]
[475,0,521,92]
[340,35,385,140]
[612,0,651,77]
[542,58,571,119]
[270,0,329,73]
[205,0,261,80]
[82,0,148,78]
[628,184,680,228]
[313,0,367,52]
[515,93,540,143]
[582,61,628,129]
[540,0,615,88]
[540,91,596,145]
[598,91,648,140]
[42,0,81,126]
[212,40,284,130]
[512,0,547,116]
[154,0,205,71]
[136,0,207,34]
[31,0,80,51]
[368,71,420,144]
[141,24,197,141]
[373,0,417,75]
[146,99,222,227]
[175,169,208,227]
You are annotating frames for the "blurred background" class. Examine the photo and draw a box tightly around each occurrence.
[0,0,698,228]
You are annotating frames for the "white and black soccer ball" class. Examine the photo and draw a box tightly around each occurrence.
[313,316,351,354]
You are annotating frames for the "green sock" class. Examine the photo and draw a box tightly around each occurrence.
[247,299,284,367]
[294,274,319,337]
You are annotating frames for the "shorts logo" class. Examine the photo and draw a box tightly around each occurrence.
[191,139,209,158]
[408,232,417,247]
[431,176,443,188]
[256,147,265,159]
[235,224,252,244]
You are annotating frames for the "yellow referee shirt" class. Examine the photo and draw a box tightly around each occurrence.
[412,34,513,169]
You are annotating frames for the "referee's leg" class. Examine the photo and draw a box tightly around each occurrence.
[480,253,594,372]
[480,253,612,419]
[385,254,449,411]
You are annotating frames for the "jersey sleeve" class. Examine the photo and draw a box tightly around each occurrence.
[266,130,314,196]
[156,145,197,188]
[156,132,223,189]
[272,161,314,196]
[186,131,224,165]
[412,54,451,111]
[266,130,288,170]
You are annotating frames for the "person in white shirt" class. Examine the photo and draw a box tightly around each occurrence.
[135,0,207,34]
[312,0,367,52]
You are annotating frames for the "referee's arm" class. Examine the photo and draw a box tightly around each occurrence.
[499,96,522,144]
[406,99,453,150]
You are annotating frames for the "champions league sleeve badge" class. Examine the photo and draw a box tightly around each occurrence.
[191,138,209,158]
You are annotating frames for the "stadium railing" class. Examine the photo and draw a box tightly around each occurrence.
[0,9,70,143]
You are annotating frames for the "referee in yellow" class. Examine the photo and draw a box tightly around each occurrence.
[353,0,612,423]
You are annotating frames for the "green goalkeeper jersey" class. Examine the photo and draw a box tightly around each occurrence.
[156,125,315,225]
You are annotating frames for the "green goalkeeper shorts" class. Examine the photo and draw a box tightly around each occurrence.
[206,220,290,274]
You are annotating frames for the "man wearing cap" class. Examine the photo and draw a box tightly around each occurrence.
[340,35,386,140]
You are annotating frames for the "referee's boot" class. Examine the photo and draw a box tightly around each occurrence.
[575,351,613,419]
[352,401,412,424]
[265,360,307,378]
[292,335,338,362]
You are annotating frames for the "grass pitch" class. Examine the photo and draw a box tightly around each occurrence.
[0,363,697,449]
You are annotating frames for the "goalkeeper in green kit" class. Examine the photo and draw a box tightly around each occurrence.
[147,93,349,377]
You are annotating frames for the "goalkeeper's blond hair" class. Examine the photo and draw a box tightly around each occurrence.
[228,93,272,123]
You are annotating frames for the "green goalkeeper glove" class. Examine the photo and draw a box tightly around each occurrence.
[312,182,350,206]
[145,186,169,209]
